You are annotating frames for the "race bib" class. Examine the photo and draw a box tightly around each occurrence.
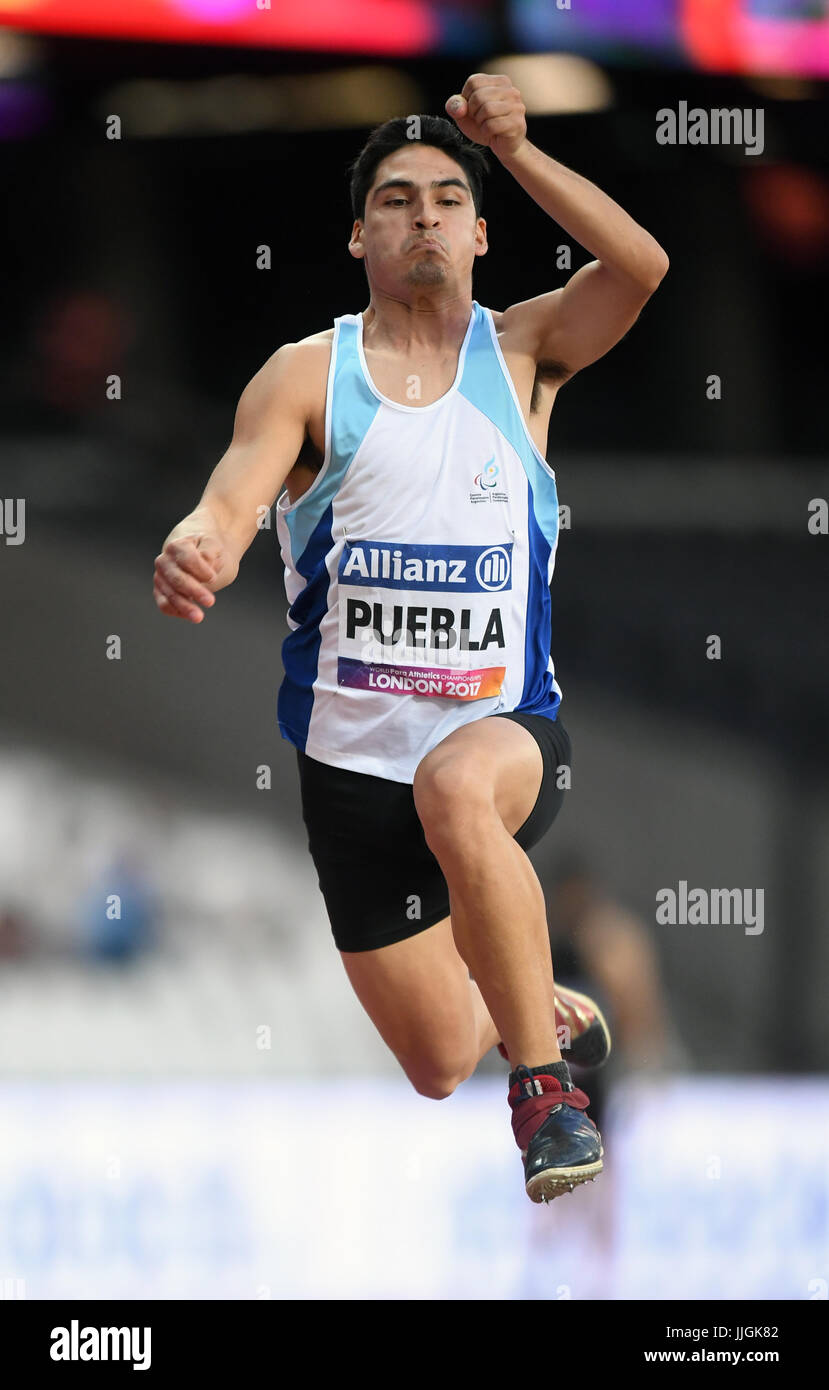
[336,539,511,701]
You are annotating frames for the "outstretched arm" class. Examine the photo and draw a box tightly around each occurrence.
[446,73,669,379]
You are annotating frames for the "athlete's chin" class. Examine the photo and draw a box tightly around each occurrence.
[404,263,448,287]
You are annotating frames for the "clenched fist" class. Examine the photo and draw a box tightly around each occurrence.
[153,534,225,623]
[445,73,527,160]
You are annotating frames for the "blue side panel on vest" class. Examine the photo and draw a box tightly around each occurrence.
[277,318,381,748]
[522,484,560,716]
[278,502,335,749]
[459,306,560,716]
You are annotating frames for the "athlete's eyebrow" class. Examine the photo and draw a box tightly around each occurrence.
[371,177,470,201]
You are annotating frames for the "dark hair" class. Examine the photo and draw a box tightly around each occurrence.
[348,115,489,222]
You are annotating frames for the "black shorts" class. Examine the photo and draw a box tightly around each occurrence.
[295,711,572,953]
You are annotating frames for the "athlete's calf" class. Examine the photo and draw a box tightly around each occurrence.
[413,717,562,1069]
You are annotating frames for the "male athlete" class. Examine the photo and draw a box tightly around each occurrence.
[153,75,668,1203]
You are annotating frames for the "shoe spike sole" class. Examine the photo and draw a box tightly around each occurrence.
[525,1158,604,1204]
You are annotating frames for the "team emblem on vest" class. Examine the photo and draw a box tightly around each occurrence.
[470,457,509,504]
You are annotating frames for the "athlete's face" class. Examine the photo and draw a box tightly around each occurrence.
[349,143,487,292]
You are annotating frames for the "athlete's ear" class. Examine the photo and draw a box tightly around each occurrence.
[474,217,488,258]
[348,220,366,259]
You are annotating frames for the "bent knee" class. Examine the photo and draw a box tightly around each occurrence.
[405,1058,472,1100]
[410,1073,463,1101]
[412,754,490,840]
[413,752,481,807]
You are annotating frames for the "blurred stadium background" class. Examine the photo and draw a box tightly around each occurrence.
[0,0,828,1300]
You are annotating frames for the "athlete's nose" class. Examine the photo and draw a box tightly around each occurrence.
[413,202,442,229]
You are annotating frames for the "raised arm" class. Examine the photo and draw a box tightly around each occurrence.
[446,73,669,380]
[153,342,311,623]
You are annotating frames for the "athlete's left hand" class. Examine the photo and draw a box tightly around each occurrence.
[445,74,527,160]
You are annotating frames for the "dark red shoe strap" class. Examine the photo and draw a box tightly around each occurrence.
[509,1082,591,1152]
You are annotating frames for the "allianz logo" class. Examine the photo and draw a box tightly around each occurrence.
[341,542,512,592]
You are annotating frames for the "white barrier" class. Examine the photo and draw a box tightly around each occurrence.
[0,1077,826,1300]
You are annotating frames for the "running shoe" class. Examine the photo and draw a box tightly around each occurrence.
[497,982,612,1069]
[508,1063,604,1203]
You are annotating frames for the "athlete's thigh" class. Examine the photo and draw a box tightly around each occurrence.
[413,711,544,837]
[339,915,478,1082]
